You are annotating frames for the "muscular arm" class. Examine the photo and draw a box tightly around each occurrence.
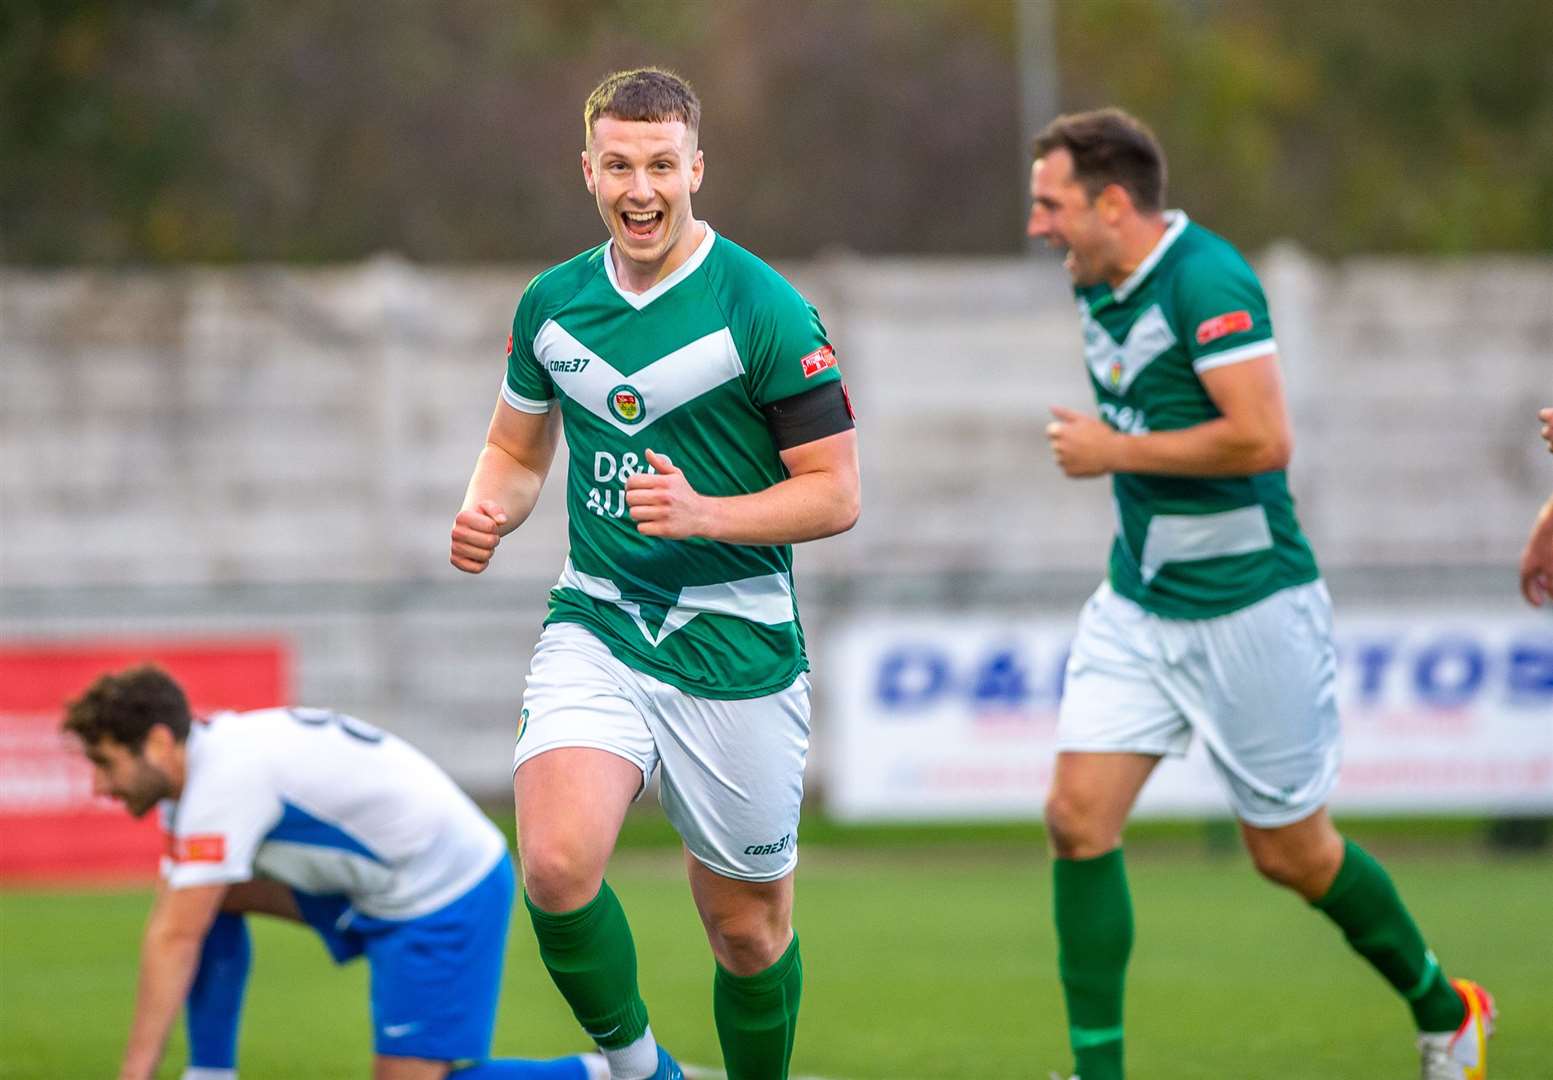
[120,882,227,1080]
[1048,353,1292,478]
[450,401,562,573]
[625,429,860,545]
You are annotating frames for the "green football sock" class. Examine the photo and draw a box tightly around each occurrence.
[1053,850,1131,1080]
[713,933,803,1080]
[525,883,650,1050]
[1312,839,1466,1033]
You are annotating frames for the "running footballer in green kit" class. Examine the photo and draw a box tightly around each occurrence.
[1027,108,1494,1080]
[449,69,859,1080]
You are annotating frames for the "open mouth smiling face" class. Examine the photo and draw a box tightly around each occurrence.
[620,207,666,243]
[1054,240,1081,280]
[585,116,704,284]
[1028,150,1104,285]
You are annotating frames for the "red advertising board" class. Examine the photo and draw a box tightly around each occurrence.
[0,642,289,884]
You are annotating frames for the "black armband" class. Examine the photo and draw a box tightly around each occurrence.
[762,381,855,451]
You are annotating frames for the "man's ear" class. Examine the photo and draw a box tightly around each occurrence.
[689,148,704,195]
[1095,182,1134,224]
[143,722,176,762]
[581,149,597,194]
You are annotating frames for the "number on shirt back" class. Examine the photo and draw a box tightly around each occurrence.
[287,707,385,744]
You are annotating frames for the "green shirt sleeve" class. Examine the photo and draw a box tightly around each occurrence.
[1171,249,1276,373]
[743,284,842,407]
[503,278,555,413]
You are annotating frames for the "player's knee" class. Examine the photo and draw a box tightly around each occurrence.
[517,840,604,911]
[704,908,791,977]
[1044,792,1115,860]
[1247,841,1300,887]
[1246,835,1338,897]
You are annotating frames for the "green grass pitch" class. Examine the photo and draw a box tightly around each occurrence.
[2,825,1548,1078]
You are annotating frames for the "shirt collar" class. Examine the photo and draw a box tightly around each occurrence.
[603,222,717,310]
[1111,210,1188,303]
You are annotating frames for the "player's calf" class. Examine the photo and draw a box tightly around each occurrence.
[1310,838,1472,1037]
[447,1054,611,1080]
[185,912,251,1077]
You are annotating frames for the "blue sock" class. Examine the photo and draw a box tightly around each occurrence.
[186,912,251,1069]
[452,1057,591,1079]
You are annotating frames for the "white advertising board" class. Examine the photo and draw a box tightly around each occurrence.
[826,609,1553,821]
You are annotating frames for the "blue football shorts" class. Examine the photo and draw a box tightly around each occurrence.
[291,854,515,1061]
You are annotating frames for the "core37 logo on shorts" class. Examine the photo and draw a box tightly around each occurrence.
[608,384,645,425]
[743,833,793,857]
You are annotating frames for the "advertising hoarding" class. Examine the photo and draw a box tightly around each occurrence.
[827,611,1553,821]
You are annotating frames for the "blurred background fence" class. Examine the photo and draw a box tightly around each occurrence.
[3,248,1549,808]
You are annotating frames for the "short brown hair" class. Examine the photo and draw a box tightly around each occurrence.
[584,67,701,146]
[1031,108,1167,213]
[63,665,191,751]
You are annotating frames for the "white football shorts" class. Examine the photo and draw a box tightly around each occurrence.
[1057,579,1341,827]
[514,621,810,882]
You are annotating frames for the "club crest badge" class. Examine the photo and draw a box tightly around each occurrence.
[609,384,644,424]
[1108,357,1125,389]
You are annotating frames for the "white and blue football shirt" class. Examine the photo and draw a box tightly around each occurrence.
[159,708,506,921]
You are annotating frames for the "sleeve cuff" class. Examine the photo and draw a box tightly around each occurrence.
[1192,338,1277,373]
[165,866,251,890]
[501,381,555,414]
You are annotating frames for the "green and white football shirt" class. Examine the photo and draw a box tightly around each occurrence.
[504,226,844,699]
[1073,211,1319,619]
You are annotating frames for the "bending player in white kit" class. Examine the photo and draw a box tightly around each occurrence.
[64,664,607,1080]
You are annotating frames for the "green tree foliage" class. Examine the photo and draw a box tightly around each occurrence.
[2,0,1548,263]
[1057,0,1553,255]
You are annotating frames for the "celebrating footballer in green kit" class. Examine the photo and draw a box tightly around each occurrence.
[1027,109,1495,1080]
[450,69,859,1080]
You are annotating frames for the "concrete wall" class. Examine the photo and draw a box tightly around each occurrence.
[4,251,1550,791]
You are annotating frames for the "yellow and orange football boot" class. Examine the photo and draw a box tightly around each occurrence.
[1418,978,1496,1080]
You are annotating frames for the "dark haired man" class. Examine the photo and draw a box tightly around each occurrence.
[450,67,858,1080]
[1027,108,1494,1080]
[64,665,604,1080]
